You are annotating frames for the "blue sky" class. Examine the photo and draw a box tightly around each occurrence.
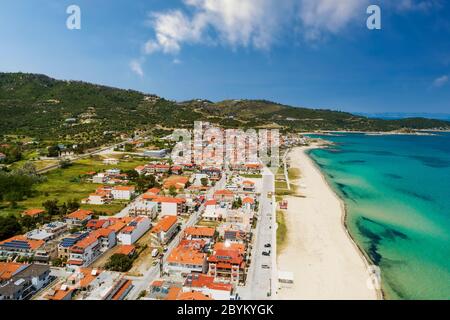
[0,0,449,113]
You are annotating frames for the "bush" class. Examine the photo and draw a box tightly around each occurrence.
[105,254,133,272]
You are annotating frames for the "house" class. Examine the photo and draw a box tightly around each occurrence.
[224,209,254,227]
[26,221,67,242]
[183,273,233,300]
[0,236,44,259]
[163,176,190,190]
[170,165,183,175]
[111,186,136,200]
[146,187,161,196]
[201,167,222,180]
[151,216,178,244]
[213,189,235,202]
[86,219,111,230]
[45,285,74,300]
[242,180,255,192]
[117,216,151,245]
[134,165,146,175]
[146,196,186,216]
[165,240,208,278]
[244,163,262,173]
[184,226,215,244]
[58,232,90,259]
[0,263,51,300]
[202,200,228,221]
[208,243,246,285]
[242,197,255,212]
[86,190,112,205]
[21,209,45,218]
[92,228,116,252]
[93,173,108,184]
[217,223,250,244]
[67,235,100,268]
[0,152,6,161]
[128,200,158,218]
[65,209,93,227]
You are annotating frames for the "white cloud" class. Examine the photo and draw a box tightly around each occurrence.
[297,0,369,40]
[433,75,448,87]
[129,0,441,76]
[130,59,144,77]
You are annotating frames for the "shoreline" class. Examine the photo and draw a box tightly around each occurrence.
[304,146,384,300]
[276,145,381,300]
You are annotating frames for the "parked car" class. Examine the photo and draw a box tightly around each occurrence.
[264,243,271,248]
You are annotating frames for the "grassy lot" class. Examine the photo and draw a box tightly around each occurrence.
[197,219,221,228]
[288,168,301,180]
[276,210,287,253]
[0,157,147,217]
[240,174,262,179]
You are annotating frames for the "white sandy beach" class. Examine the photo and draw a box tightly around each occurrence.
[277,146,380,300]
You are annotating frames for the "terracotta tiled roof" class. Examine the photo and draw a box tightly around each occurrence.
[184,226,215,238]
[66,209,93,220]
[22,209,45,217]
[151,216,178,233]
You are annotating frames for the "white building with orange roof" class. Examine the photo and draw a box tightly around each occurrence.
[117,216,151,245]
[150,196,186,216]
[65,209,93,227]
[111,185,136,200]
[183,273,233,300]
[0,235,45,258]
[67,235,99,268]
[183,226,216,244]
[242,196,256,212]
[128,199,158,219]
[164,239,208,278]
[203,199,228,221]
[21,208,45,218]
[213,189,235,202]
[92,228,116,252]
[242,180,256,192]
[150,216,179,244]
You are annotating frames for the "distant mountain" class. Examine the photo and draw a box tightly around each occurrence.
[355,112,450,121]
[1,72,449,141]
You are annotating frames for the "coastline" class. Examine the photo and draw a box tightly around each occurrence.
[304,146,384,300]
[277,145,381,300]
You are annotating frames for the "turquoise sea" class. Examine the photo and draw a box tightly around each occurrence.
[307,133,450,300]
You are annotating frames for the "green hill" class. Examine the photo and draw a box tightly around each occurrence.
[1,72,449,141]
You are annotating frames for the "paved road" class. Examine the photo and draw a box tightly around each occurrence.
[237,167,276,299]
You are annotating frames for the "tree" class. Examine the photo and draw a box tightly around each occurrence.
[20,215,37,231]
[47,145,60,158]
[67,198,80,212]
[105,254,133,272]
[200,177,208,187]
[124,169,139,181]
[168,185,177,197]
[42,199,59,216]
[0,215,22,240]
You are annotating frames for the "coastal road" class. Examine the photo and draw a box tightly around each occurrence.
[237,166,276,300]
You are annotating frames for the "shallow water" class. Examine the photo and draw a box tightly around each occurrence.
[307,133,450,299]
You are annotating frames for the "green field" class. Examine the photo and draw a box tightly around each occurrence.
[0,156,147,217]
